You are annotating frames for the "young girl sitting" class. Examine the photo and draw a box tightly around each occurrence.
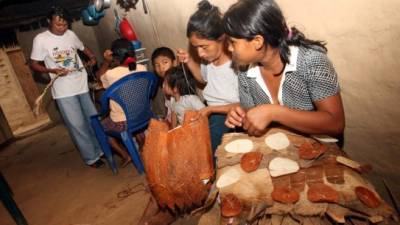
[96,38,147,167]
[162,65,205,128]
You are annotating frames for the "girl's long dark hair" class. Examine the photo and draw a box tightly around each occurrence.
[165,65,197,96]
[186,0,224,40]
[223,0,327,65]
[111,38,137,71]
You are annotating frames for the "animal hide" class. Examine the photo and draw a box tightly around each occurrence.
[142,111,214,213]
[216,128,396,224]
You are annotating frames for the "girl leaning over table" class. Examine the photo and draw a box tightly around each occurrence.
[223,0,345,138]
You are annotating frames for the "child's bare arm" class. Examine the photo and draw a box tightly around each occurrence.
[171,111,178,128]
[199,103,240,117]
[82,46,97,66]
[95,50,113,81]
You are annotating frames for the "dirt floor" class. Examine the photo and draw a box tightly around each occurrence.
[0,124,219,225]
[0,124,399,225]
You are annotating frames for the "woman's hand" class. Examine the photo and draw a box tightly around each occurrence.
[199,107,212,117]
[176,48,204,84]
[225,106,246,128]
[176,48,191,63]
[242,104,276,136]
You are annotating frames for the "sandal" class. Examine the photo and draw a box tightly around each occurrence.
[89,159,105,168]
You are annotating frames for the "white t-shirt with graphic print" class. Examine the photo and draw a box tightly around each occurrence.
[31,30,88,99]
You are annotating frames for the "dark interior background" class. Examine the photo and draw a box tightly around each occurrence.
[0,0,88,46]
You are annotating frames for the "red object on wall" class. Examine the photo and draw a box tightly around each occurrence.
[119,18,138,41]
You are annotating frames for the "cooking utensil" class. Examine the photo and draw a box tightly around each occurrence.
[119,18,138,41]
[81,8,99,26]
[95,0,111,12]
[87,4,105,20]
[95,0,103,11]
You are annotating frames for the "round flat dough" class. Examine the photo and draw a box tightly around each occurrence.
[269,157,299,177]
[216,167,241,188]
[265,132,290,150]
[224,139,253,153]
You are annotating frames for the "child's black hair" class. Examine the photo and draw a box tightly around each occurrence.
[111,38,137,71]
[164,65,197,96]
[186,0,224,40]
[47,6,71,24]
[151,47,176,64]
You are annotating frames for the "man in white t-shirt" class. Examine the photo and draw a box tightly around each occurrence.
[30,6,104,168]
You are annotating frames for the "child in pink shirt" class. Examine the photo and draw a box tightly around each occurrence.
[96,38,146,167]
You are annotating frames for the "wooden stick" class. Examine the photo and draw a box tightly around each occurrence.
[336,156,372,173]
[382,178,400,218]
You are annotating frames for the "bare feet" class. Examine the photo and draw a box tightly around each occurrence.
[109,137,131,168]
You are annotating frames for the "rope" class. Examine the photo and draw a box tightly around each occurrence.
[33,73,60,116]
[33,66,86,116]
[181,62,197,95]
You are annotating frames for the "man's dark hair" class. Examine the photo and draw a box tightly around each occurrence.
[47,6,71,24]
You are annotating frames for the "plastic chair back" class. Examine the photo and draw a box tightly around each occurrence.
[92,71,158,174]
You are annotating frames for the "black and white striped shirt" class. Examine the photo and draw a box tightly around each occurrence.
[239,46,340,111]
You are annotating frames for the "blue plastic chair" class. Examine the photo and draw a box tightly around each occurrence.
[90,71,158,174]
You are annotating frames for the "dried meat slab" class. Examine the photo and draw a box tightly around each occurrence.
[298,141,327,160]
[241,151,263,173]
[221,193,242,217]
[307,183,339,203]
[355,186,381,208]
[271,187,300,204]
